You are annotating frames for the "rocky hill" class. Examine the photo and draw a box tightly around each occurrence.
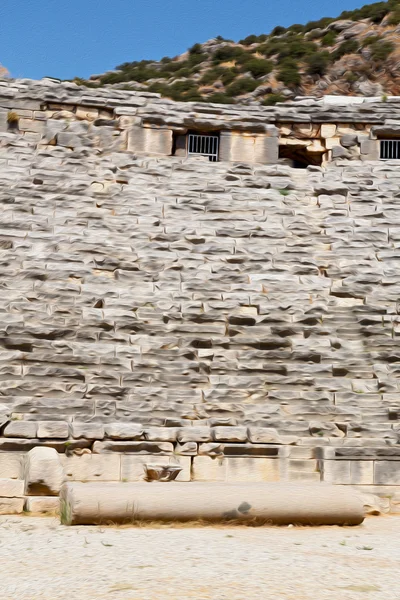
[74,0,400,105]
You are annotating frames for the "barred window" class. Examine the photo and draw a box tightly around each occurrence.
[380,139,400,160]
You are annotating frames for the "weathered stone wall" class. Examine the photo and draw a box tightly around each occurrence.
[0,79,400,515]
[2,78,400,165]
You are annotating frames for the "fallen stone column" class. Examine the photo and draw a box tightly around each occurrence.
[60,482,364,526]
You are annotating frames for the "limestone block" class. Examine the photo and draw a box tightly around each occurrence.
[321,124,337,138]
[128,125,172,156]
[24,447,65,496]
[254,136,279,164]
[321,460,351,484]
[374,461,400,485]
[121,455,190,482]
[306,140,325,153]
[145,427,178,442]
[4,421,37,439]
[18,118,44,133]
[0,498,24,515]
[37,421,69,439]
[70,422,105,440]
[61,454,121,482]
[220,131,278,164]
[105,423,144,440]
[177,427,211,442]
[350,461,374,485]
[75,107,99,121]
[0,478,24,497]
[25,496,59,514]
[226,457,280,482]
[331,146,351,159]
[248,427,281,444]
[212,427,248,442]
[360,140,379,159]
[192,456,227,482]
[0,453,23,479]
[175,442,198,455]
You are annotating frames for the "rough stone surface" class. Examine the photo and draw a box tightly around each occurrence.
[0,78,400,497]
[24,448,65,496]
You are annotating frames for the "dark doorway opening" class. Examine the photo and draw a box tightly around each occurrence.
[279,144,322,167]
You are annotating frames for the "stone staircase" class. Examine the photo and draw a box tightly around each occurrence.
[0,131,399,513]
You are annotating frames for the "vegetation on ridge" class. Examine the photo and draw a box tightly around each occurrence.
[73,0,400,104]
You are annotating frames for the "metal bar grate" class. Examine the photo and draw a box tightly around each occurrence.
[380,139,400,160]
[188,134,219,162]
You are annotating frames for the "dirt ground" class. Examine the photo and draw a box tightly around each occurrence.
[1,515,399,600]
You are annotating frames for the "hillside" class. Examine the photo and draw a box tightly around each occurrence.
[74,0,400,105]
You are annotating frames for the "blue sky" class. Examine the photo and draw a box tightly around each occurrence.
[0,0,378,80]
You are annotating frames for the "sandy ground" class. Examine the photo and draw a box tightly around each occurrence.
[0,516,399,600]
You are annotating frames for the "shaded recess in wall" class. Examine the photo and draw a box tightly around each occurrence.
[278,144,322,168]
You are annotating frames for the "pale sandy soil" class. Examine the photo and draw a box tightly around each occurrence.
[1,516,399,600]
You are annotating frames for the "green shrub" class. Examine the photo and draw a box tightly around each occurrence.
[345,72,358,83]
[220,68,238,86]
[306,52,331,76]
[199,67,224,85]
[271,25,286,36]
[287,24,304,33]
[339,1,389,23]
[188,52,208,67]
[361,35,381,47]
[188,43,203,55]
[207,92,235,104]
[243,58,273,78]
[235,52,256,66]
[239,34,260,46]
[212,46,247,64]
[278,38,317,60]
[226,77,258,96]
[259,39,287,57]
[262,93,286,105]
[388,8,400,25]
[277,60,301,87]
[370,41,395,62]
[321,30,338,46]
[332,40,359,61]
[303,17,335,32]
[174,67,191,78]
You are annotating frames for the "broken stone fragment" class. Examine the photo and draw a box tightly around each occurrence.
[144,464,183,481]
